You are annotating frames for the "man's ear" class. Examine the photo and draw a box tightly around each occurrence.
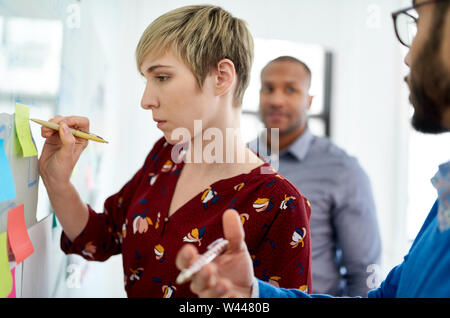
[307,95,314,110]
[215,59,236,97]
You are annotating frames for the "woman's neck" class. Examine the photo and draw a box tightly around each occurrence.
[181,111,263,175]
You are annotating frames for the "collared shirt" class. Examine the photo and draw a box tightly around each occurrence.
[249,128,381,296]
[431,160,450,232]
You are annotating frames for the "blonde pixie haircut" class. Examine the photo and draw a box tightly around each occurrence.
[136,5,254,107]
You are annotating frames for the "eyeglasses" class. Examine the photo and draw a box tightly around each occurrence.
[391,0,448,47]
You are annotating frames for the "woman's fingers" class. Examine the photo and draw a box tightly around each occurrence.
[64,116,90,131]
[41,116,62,138]
[41,116,90,141]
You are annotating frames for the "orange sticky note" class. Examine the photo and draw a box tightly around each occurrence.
[8,204,34,264]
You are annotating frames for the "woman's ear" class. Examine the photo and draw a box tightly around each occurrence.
[214,59,236,97]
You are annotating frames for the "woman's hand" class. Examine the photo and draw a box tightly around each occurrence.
[38,116,90,186]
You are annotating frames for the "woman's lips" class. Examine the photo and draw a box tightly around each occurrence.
[155,120,167,128]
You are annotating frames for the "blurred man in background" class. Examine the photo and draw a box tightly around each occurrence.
[248,55,381,296]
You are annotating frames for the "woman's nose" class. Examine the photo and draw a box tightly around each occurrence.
[141,82,158,110]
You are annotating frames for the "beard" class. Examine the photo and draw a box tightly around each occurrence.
[408,7,450,134]
[409,55,450,134]
[410,67,450,134]
[261,107,306,137]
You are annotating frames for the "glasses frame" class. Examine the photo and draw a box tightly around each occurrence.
[391,0,448,47]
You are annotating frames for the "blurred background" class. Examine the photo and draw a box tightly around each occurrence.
[0,0,448,297]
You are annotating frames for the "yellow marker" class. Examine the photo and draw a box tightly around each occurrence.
[30,118,109,144]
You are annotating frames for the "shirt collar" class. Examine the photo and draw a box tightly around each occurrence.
[249,127,314,162]
[431,160,450,232]
[282,127,314,162]
[431,160,450,190]
[438,160,450,180]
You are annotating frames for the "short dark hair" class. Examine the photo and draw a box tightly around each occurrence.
[262,56,312,89]
[430,1,450,52]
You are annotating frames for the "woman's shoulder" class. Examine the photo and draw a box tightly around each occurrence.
[251,164,306,199]
[246,164,311,221]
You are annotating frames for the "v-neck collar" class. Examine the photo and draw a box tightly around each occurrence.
[160,158,271,223]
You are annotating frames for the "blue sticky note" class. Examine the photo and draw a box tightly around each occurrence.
[0,139,16,203]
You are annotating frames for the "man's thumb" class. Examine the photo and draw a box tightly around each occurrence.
[222,209,246,253]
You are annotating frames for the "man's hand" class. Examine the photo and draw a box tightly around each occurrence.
[176,209,255,297]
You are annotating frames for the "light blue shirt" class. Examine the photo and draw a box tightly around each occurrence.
[431,161,450,232]
[249,128,381,296]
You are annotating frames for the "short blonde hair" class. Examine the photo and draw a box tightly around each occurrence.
[136,5,254,106]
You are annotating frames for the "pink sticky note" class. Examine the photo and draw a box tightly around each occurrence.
[7,267,16,298]
[8,204,34,264]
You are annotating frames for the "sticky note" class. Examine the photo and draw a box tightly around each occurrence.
[0,232,13,298]
[7,267,16,298]
[7,204,34,264]
[0,139,16,203]
[14,103,38,157]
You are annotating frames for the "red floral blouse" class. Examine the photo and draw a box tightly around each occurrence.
[61,137,312,297]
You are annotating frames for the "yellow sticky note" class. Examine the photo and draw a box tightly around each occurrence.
[0,232,13,298]
[15,103,38,158]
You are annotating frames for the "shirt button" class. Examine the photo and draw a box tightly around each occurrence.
[164,217,169,223]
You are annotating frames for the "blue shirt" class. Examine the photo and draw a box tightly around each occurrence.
[257,160,450,298]
[249,128,381,296]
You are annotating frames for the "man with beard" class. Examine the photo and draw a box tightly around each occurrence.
[175,0,450,298]
[248,55,381,297]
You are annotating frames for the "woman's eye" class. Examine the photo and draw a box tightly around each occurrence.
[156,76,169,82]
